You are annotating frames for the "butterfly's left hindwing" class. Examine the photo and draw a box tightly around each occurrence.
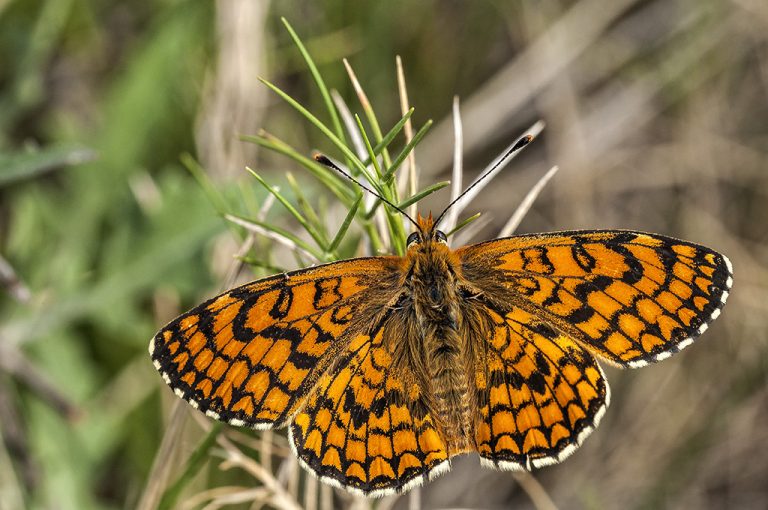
[149,257,401,429]
[290,317,450,497]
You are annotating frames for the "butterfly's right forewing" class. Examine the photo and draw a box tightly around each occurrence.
[149,257,402,429]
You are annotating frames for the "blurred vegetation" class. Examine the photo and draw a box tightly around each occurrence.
[1,1,766,509]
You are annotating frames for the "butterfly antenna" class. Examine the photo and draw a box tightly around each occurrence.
[434,132,534,229]
[314,154,421,232]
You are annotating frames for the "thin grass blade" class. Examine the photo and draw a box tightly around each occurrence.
[240,132,353,203]
[354,114,383,179]
[281,18,345,143]
[498,165,559,237]
[157,423,224,510]
[453,213,494,247]
[330,90,368,161]
[361,107,414,167]
[382,119,433,182]
[259,78,369,179]
[398,181,450,209]
[236,256,287,275]
[225,214,322,262]
[246,168,328,250]
[180,153,230,215]
[343,58,392,168]
[328,193,363,253]
[286,172,328,243]
[0,144,95,186]
[395,55,418,219]
[444,212,482,238]
[444,96,464,233]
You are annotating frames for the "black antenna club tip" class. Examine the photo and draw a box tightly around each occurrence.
[512,134,534,152]
[314,153,340,168]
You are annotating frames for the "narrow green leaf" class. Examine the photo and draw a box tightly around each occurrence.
[361,107,414,167]
[354,114,383,179]
[382,119,433,182]
[359,99,392,169]
[352,114,409,254]
[344,59,392,169]
[225,213,324,261]
[398,181,450,209]
[236,256,287,275]
[240,133,352,203]
[286,172,327,243]
[246,168,328,251]
[180,153,230,215]
[0,144,95,186]
[364,221,385,254]
[328,193,363,253]
[363,198,383,220]
[444,212,482,238]
[259,78,373,183]
[281,18,345,144]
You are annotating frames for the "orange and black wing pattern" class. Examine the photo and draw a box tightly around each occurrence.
[149,257,401,429]
[458,230,732,368]
[290,317,449,497]
[150,227,732,495]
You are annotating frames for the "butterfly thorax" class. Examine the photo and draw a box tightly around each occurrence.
[405,241,474,453]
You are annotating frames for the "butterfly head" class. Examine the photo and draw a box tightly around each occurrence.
[406,212,449,250]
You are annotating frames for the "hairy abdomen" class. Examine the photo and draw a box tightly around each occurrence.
[424,322,473,454]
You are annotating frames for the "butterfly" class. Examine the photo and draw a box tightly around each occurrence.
[149,148,732,498]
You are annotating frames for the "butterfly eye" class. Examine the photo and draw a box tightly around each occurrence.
[435,230,448,244]
[406,232,422,247]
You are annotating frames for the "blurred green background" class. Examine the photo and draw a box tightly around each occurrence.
[1,0,766,509]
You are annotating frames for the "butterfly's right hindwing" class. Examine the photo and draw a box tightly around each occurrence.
[467,298,608,470]
[149,257,401,429]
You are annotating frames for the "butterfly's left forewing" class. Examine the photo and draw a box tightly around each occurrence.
[149,257,402,429]
[458,230,732,368]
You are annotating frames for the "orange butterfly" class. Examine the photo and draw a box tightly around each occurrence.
[150,146,732,498]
